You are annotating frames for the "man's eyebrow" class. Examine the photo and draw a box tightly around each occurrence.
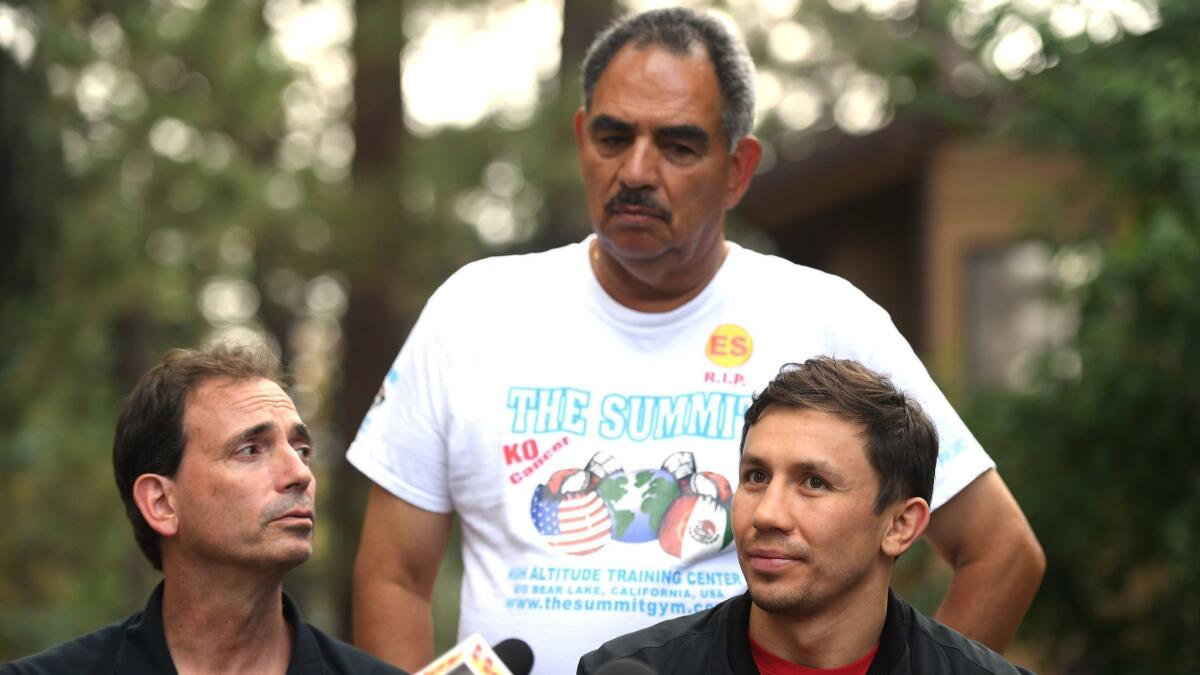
[655,124,709,145]
[589,115,634,134]
[739,453,766,468]
[792,459,838,476]
[292,423,312,444]
[223,421,311,450]
[738,454,838,476]
[225,421,275,450]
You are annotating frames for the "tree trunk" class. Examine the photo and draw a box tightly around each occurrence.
[328,0,408,640]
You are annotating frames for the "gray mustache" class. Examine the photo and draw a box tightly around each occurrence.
[605,187,671,222]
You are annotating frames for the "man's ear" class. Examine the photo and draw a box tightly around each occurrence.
[133,474,180,538]
[724,135,763,209]
[574,107,587,151]
[881,497,931,558]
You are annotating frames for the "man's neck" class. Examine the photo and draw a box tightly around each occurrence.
[747,583,889,669]
[590,235,729,313]
[160,561,294,675]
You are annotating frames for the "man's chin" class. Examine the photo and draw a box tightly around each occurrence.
[259,534,314,568]
[748,586,816,616]
[596,230,672,263]
[264,545,313,570]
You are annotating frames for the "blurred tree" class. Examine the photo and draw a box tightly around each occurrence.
[6,0,1195,670]
[965,1,1200,671]
[0,0,327,657]
[322,0,409,641]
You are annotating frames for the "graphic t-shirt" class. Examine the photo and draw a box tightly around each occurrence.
[347,237,993,675]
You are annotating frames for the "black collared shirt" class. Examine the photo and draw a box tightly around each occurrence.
[3,582,405,675]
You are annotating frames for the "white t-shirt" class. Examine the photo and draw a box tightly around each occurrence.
[347,238,993,675]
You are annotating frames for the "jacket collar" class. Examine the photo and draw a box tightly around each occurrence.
[725,592,760,675]
[113,580,321,675]
[866,589,907,675]
[724,588,908,675]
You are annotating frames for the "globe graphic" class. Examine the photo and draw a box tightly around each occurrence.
[596,468,682,543]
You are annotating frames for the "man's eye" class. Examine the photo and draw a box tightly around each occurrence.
[803,475,827,490]
[235,444,260,456]
[662,142,701,162]
[743,469,768,484]
[295,445,314,463]
[598,136,628,148]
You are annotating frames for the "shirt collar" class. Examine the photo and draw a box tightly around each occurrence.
[114,580,322,675]
[284,589,326,675]
[114,581,178,674]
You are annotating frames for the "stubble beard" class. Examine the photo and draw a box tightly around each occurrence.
[748,578,824,617]
[202,495,316,571]
[747,557,878,619]
[740,536,823,616]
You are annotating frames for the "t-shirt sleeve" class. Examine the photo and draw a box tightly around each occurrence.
[345,285,455,514]
[824,283,994,511]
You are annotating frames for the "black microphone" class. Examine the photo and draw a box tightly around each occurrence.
[414,634,533,675]
[593,658,659,675]
[492,638,534,675]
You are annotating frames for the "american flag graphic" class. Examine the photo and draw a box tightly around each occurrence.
[530,484,612,556]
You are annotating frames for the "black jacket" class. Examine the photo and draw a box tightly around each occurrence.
[2,582,405,675]
[578,590,1034,675]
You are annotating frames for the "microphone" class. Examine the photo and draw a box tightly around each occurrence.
[492,639,534,675]
[415,634,534,675]
[593,658,658,675]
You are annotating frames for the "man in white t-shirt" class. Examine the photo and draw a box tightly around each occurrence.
[348,8,1045,675]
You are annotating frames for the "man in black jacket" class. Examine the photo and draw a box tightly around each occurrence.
[579,358,1034,674]
[4,342,403,675]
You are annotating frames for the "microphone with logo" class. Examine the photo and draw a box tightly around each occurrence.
[414,634,533,675]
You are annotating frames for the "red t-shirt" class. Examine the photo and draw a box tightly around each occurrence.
[749,636,879,675]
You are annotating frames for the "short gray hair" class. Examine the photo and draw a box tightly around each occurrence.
[581,8,756,150]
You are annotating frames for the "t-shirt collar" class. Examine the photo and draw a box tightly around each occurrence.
[582,234,744,331]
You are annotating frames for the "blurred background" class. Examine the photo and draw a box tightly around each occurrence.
[1,0,1197,672]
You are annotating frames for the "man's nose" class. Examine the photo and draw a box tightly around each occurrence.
[618,137,660,190]
[277,444,314,494]
[752,484,794,533]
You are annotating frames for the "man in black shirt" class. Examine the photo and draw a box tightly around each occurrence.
[580,358,1034,674]
[4,342,403,675]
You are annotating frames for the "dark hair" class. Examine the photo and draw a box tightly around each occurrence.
[740,357,937,513]
[581,7,756,149]
[112,341,284,570]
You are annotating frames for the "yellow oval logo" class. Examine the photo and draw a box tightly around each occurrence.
[705,324,753,368]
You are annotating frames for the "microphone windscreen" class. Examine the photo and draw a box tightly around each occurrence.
[593,658,658,675]
[492,638,534,675]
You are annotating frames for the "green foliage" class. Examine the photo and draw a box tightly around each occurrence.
[1014,2,1200,225]
[0,1,313,658]
[974,221,1200,672]
[966,2,1200,670]
[6,0,1198,670]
